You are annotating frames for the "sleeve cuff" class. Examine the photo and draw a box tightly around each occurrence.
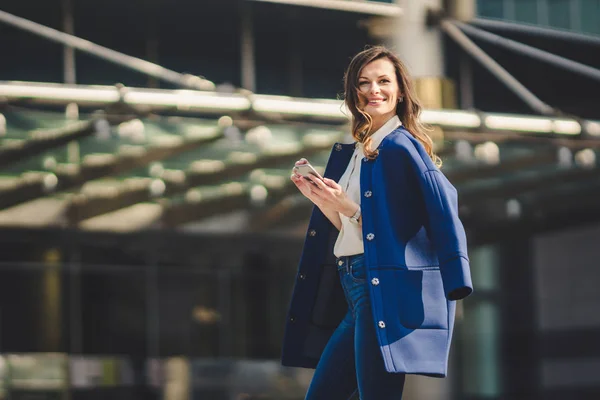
[440,255,473,301]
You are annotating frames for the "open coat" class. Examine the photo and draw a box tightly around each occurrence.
[281,126,473,378]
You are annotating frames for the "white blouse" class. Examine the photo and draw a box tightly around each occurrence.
[333,115,402,258]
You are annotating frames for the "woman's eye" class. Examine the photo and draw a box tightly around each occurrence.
[380,79,390,84]
[358,82,368,86]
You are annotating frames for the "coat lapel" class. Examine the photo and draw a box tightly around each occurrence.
[323,143,355,183]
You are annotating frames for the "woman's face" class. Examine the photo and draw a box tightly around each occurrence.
[357,58,401,124]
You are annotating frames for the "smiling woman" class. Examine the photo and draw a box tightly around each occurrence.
[284,46,473,400]
[343,46,440,165]
[357,58,402,133]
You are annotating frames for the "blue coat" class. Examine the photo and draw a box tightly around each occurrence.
[281,126,473,378]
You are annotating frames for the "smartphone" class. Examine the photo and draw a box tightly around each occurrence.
[294,162,324,181]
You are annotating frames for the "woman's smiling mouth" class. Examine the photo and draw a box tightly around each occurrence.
[368,98,387,106]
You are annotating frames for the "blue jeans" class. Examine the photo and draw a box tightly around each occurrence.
[305,254,406,400]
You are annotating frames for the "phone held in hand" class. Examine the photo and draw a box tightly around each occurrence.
[294,162,324,181]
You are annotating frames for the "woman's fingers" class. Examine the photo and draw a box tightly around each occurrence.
[291,174,308,191]
[292,174,349,215]
[307,177,326,190]
[311,176,343,196]
[309,183,325,197]
[323,177,340,189]
[294,158,308,166]
[291,175,321,203]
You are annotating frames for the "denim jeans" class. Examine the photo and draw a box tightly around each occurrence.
[305,254,406,400]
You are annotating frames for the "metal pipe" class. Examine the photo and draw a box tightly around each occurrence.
[251,0,403,16]
[0,10,215,91]
[457,21,600,83]
[2,81,590,134]
[440,20,555,116]
[0,81,252,114]
[471,18,600,47]
[61,0,76,85]
[0,119,98,169]
[241,3,256,92]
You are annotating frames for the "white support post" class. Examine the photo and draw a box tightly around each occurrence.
[393,0,444,78]
[450,0,477,22]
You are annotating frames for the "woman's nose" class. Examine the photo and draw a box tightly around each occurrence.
[370,83,380,94]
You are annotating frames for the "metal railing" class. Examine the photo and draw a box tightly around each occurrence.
[0,9,215,91]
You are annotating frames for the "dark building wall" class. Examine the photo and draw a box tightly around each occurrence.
[477,0,600,34]
[0,0,370,99]
[533,223,600,398]
[0,0,243,88]
[5,0,600,118]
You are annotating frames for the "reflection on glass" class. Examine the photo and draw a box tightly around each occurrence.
[462,245,501,396]
[462,301,501,397]
[470,245,499,292]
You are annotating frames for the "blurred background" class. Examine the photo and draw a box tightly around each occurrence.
[0,0,600,399]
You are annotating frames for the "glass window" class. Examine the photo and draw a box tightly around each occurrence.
[515,0,539,24]
[459,245,502,397]
[477,0,505,19]
[581,0,600,34]
[548,0,572,29]
[461,301,501,396]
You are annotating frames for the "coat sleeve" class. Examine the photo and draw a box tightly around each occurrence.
[419,169,473,301]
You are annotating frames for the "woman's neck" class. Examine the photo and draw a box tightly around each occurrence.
[369,120,385,134]
[369,114,395,135]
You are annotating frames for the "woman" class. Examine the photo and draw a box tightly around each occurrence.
[283,46,473,399]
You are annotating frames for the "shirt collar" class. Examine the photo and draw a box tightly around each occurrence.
[357,115,402,151]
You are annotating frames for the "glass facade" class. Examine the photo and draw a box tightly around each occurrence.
[459,245,502,398]
[477,0,600,34]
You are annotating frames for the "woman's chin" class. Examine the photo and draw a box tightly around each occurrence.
[365,105,389,114]
[365,108,393,120]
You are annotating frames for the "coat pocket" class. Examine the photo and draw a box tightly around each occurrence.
[380,267,448,330]
[310,264,346,329]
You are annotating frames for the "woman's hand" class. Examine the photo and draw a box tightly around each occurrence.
[307,177,359,217]
[290,159,325,208]
[290,159,358,217]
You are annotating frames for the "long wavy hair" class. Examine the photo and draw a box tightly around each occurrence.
[343,46,441,166]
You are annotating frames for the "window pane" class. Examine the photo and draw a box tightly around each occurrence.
[461,301,501,396]
[581,0,600,34]
[515,0,539,24]
[548,0,572,29]
[478,0,505,19]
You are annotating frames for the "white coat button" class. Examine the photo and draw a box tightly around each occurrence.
[362,157,368,162]
[364,191,372,198]
[335,143,342,151]
[378,321,386,328]
[338,260,344,266]
[371,278,379,286]
[309,229,317,237]
[366,233,375,241]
